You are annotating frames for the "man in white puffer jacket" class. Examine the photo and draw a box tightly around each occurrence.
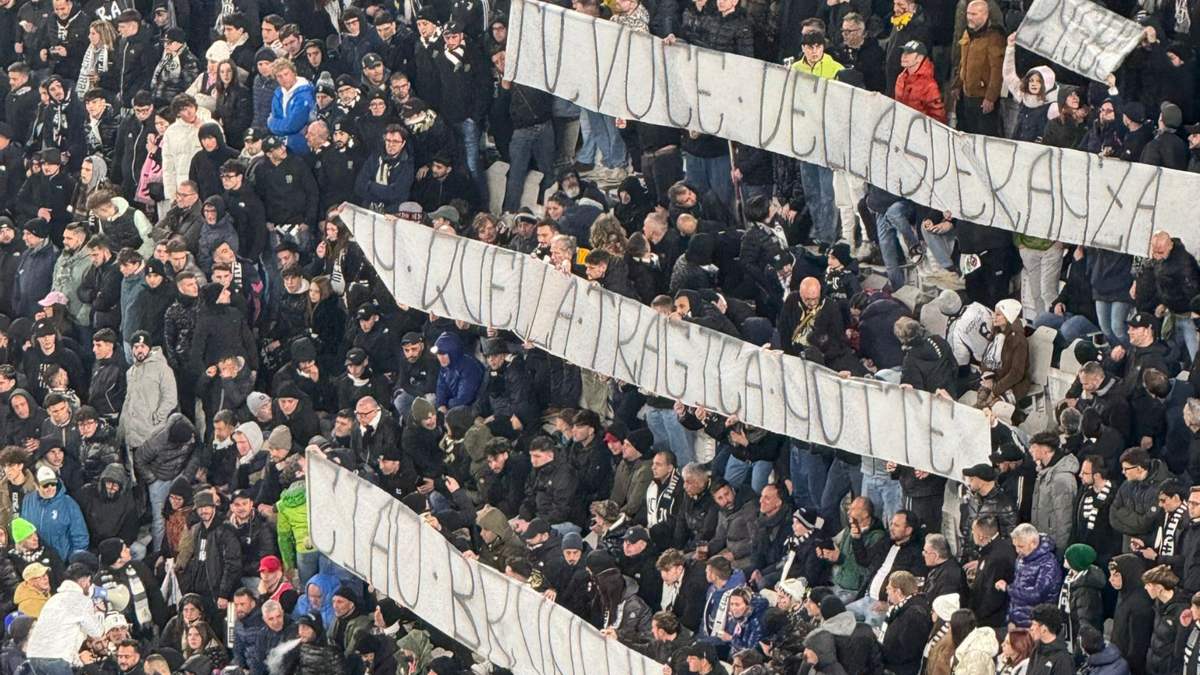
[23,563,105,673]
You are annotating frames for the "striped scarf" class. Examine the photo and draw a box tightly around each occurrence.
[1079,482,1111,532]
[123,564,153,627]
[77,46,109,98]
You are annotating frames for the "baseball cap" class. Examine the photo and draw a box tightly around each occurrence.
[345,348,368,366]
[400,331,423,345]
[21,562,48,581]
[36,466,57,486]
[520,518,550,541]
[961,463,997,481]
[259,555,283,573]
[1128,311,1157,329]
[901,40,928,56]
[362,53,383,69]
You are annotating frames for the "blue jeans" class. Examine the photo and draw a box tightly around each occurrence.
[789,444,831,511]
[861,471,902,525]
[644,407,694,466]
[24,659,74,675]
[578,109,627,168]
[149,478,172,552]
[799,162,837,245]
[875,201,919,289]
[724,455,773,494]
[820,458,863,527]
[1033,312,1100,344]
[1095,301,1132,347]
[392,390,416,423]
[922,228,957,270]
[504,122,556,213]
[455,118,487,201]
[684,153,734,213]
[1174,311,1200,360]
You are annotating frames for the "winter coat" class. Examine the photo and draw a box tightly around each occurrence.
[161,108,213,201]
[116,28,157,107]
[255,153,318,226]
[519,455,578,525]
[1135,238,1200,315]
[1140,129,1189,170]
[354,149,415,213]
[119,347,177,448]
[1111,460,1175,544]
[433,332,484,409]
[1031,452,1079,555]
[1087,249,1135,304]
[901,333,959,395]
[179,518,242,601]
[23,579,103,666]
[268,79,315,155]
[987,321,1030,401]
[99,196,153,259]
[76,463,140,545]
[1008,535,1063,627]
[952,627,999,675]
[882,596,932,675]
[710,490,760,569]
[1025,638,1073,675]
[214,83,253,151]
[20,488,89,560]
[1002,45,1055,142]
[276,481,313,571]
[134,413,197,484]
[11,240,57,320]
[895,57,947,122]
[955,26,1005,101]
[197,198,240,274]
[724,593,769,654]
[1147,594,1187,674]
[1082,643,1130,675]
[50,244,91,328]
[190,300,257,373]
[151,47,199,103]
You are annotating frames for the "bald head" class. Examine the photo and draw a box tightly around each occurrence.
[799,277,822,308]
[1151,231,1174,260]
[965,0,989,30]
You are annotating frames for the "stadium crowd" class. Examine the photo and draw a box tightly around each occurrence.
[0,0,1197,673]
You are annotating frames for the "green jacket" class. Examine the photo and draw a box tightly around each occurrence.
[276,481,313,571]
[831,522,885,593]
[330,613,372,657]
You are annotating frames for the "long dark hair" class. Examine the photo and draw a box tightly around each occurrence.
[949,609,977,647]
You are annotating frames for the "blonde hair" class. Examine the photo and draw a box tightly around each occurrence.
[270,58,297,76]
[90,20,116,50]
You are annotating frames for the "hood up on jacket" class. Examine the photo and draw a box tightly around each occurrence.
[99,463,129,498]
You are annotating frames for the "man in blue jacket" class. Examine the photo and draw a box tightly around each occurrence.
[267,58,315,155]
[354,123,414,214]
[11,218,58,320]
[20,465,89,560]
[431,331,483,412]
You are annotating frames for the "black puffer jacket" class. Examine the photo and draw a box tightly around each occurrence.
[76,257,122,331]
[706,8,755,56]
[959,486,1018,560]
[133,413,198,483]
[519,456,579,525]
[88,355,126,420]
[1147,594,1188,675]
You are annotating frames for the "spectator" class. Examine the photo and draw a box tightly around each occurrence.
[1002,523,1062,628]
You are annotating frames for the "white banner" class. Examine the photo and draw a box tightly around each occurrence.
[1015,0,1143,83]
[502,0,1200,258]
[342,205,992,481]
[305,452,663,675]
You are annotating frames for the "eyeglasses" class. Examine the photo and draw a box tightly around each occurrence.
[1121,465,1137,472]
[39,482,57,489]
[355,408,379,417]
[220,173,238,179]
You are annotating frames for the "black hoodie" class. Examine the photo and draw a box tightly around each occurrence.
[1110,553,1155,675]
[190,123,239,199]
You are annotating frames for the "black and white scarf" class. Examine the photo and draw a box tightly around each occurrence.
[1184,625,1200,672]
[443,43,466,70]
[922,620,950,660]
[122,565,152,627]
[1157,504,1188,557]
[646,470,680,528]
[1079,482,1111,532]
[76,46,110,98]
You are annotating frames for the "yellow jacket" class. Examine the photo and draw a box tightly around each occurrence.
[791,53,845,80]
[14,580,49,617]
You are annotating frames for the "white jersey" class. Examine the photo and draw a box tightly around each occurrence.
[946,303,994,367]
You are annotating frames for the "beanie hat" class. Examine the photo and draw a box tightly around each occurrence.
[376,598,405,627]
[585,550,617,575]
[23,218,49,240]
[562,532,584,551]
[98,537,125,566]
[255,47,277,64]
[444,406,473,438]
[626,428,655,458]
[411,397,436,422]
[1064,543,1097,571]
[819,594,846,619]
[333,582,360,606]
[934,289,963,316]
[167,417,193,444]
[200,282,224,305]
[168,475,193,501]
[10,518,35,545]
[995,298,1022,324]
[193,490,215,509]
[247,392,271,416]
[776,578,807,603]
[266,426,293,452]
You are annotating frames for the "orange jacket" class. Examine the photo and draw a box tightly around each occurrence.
[895,57,947,123]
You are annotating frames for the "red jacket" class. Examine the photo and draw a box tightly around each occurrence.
[895,57,947,123]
